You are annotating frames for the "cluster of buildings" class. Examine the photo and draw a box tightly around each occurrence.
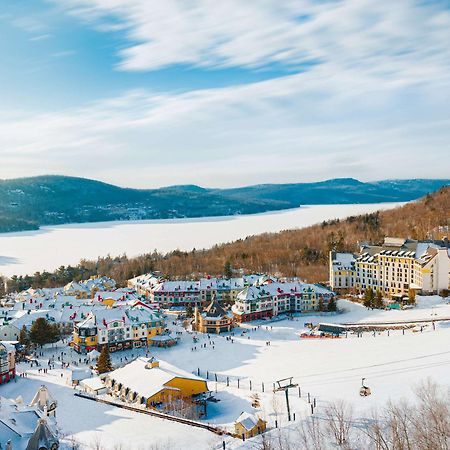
[73,302,169,353]
[0,276,173,355]
[0,341,16,385]
[99,357,211,419]
[232,280,335,322]
[0,385,59,450]
[81,355,268,433]
[330,237,450,298]
[128,273,261,307]
[62,276,116,298]
[130,273,335,324]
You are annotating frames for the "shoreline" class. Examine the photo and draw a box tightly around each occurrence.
[0,202,403,277]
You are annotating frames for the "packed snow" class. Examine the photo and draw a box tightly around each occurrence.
[2,296,450,449]
[0,203,402,277]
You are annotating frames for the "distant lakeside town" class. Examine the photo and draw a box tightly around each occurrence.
[1,234,449,449]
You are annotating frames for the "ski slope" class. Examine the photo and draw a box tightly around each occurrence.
[2,296,449,449]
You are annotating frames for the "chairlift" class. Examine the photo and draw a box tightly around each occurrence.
[359,377,371,397]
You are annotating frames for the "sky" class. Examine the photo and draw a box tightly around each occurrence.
[0,0,449,189]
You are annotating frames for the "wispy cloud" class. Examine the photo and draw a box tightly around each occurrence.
[0,0,448,186]
[55,0,450,82]
[1,63,449,187]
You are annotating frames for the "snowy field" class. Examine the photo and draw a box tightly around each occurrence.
[2,296,450,449]
[0,202,402,277]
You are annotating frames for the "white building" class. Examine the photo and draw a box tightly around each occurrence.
[329,237,450,298]
[0,323,21,341]
[329,251,356,291]
[0,386,59,450]
[232,280,335,322]
[128,273,264,307]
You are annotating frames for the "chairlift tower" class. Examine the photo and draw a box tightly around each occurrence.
[273,377,298,421]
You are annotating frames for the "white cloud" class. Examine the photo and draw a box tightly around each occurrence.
[1,64,449,187]
[54,0,450,83]
[1,0,448,187]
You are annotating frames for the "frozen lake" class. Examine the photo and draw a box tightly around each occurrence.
[0,202,402,277]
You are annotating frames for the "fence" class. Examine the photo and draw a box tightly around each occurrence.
[194,367,318,416]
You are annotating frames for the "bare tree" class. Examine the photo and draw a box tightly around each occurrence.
[324,400,353,447]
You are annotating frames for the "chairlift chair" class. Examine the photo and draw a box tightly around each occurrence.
[359,378,371,397]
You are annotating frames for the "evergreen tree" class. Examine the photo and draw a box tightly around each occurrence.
[29,318,60,347]
[224,261,233,279]
[327,297,337,312]
[318,298,324,312]
[0,277,6,297]
[364,288,374,308]
[185,303,194,318]
[96,345,113,374]
[374,290,384,309]
[408,288,416,305]
[19,325,30,347]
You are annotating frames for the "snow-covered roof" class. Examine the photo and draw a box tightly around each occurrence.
[77,304,163,330]
[106,358,207,399]
[25,418,59,450]
[201,298,227,318]
[237,282,333,302]
[80,377,106,392]
[332,252,356,269]
[236,412,262,430]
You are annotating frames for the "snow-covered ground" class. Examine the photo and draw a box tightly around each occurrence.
[0,202,401,276]
[2,296,450,449]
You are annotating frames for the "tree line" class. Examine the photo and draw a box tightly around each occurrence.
[2,187,448,293]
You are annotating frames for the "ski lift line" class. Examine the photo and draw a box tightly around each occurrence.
[287,349,450,380]
[196,351,450,388]
[341,317,450,326]
[309,358,450,382]
[210,349,450,388]
[301,359,450,387]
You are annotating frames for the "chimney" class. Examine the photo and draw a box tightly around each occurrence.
[145,357,160,369]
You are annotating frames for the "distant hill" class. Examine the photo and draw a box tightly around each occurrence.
[4,186,449,292]
[0,175,448,232]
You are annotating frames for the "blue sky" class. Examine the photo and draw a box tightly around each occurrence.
[0,0,449,188]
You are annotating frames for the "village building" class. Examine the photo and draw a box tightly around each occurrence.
[148,334,179,348]
[329,237,450,298]
[0,386,59,450]
[0,342,16,384]
[72,304,165,353]
[234,412,267,439]
[80,376,108,396]
[29,386,58,418]
[192,298,233,334]
[63,281,90,299]
[94,289,139,307]
[329,251,356,292]
[64,276,116,299]
[232,281,335,322]
[128,273,262,307]
[0,322,21,341]
[103,357,211,418]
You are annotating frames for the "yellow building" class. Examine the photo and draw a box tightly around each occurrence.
[234,412,267,439]
[104,357,210,418]
[73,304,165,353]
[330,238,450,299]
[192,298,233,334]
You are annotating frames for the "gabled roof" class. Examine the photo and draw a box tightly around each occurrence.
[236,411,262,430]
[25,418,59,450]
[106,358,207,399]
[202,298,227,318]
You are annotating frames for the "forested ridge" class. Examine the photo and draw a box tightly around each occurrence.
[2,186,449,294]
[0,175,448,232]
